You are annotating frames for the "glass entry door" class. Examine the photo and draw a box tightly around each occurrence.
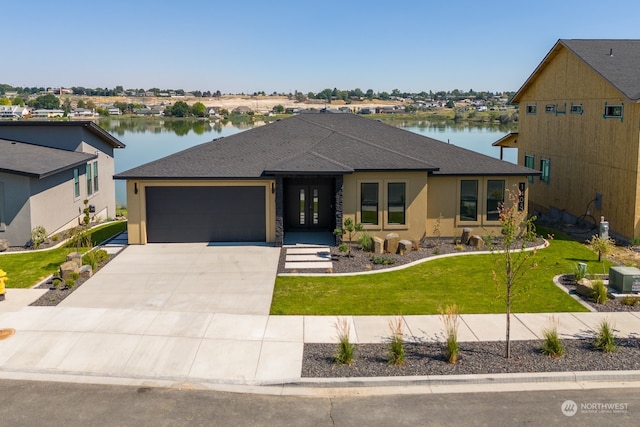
[284,179,333,231]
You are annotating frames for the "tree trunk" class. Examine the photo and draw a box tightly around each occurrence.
[505,284,511,358]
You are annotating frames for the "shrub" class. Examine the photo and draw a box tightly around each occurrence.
[540,317,564,358]
[358,231,373,252]
[594,319,617,353]
[83,249,108,270]
[592,280,609,304]
[30,225,48,249]
[333,317,355,365]
[573,263,587,281]
[338,243,349,254]
[371,256,396,265]
[387,317,405,366]
[621,296,639,306]
[440,304,460,364]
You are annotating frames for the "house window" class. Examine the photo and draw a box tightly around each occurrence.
[73,168,80,198]
[93,161,99,193]
[387,182,406,225]
[487,180,505,221]
[604,104,623,119]
[524,155,535,183]
[570,104,583,114]
[298,188,305,225]
[545,104,556,113]
[360,183,379,225]
[540,158,550,183]
[86,163,93,196]
[526,104,536,114]
[460,180,478,222]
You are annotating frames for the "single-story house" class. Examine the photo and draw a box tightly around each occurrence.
[0,121,125,246]
[116,112,538,245]
[0,106,30,119]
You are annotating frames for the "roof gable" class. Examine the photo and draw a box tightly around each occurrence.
[115,113,534,179]
[513,39,640,103]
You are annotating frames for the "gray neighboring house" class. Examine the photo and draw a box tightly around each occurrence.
[0,121,125,247]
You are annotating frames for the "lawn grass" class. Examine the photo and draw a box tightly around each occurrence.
[0,221,127,289]
[270,226,611,315]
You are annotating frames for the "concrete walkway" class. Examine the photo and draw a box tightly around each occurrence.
[2,239,640,395]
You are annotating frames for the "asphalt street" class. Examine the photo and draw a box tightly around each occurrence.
[0,379,638,426]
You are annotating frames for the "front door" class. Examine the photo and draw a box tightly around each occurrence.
[285,178,334,231]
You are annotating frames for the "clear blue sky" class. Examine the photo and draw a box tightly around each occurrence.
[5,0,640,94]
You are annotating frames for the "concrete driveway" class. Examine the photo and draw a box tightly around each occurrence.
[60,243,281,315]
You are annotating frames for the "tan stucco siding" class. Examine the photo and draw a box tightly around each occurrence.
[342,171,428,242]
[517,46,640,238]
[125,180,276,244]
[427,176,529,238]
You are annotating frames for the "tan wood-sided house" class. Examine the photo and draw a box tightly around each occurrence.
[511,39,640,240]
[115,112,537,245]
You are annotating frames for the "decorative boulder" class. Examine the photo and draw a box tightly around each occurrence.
[60,261,79,280]
[79,264,93,280]
[575,278,594,297]
[66,252,82,268]
[468,235,484,248]
[373,236,385,254]
[0,239,8,252]
[385,233,400,254]
[461,228,472,245]
[398,239,413,255]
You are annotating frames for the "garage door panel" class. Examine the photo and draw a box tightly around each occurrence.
[145,186,266,243]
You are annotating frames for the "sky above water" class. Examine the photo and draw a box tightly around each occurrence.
[5,0,640,94]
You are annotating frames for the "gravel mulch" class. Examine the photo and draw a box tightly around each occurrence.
[557,274,640,312]
[278,237,545,275]
[302,339,640,378]
[29,252,116,307]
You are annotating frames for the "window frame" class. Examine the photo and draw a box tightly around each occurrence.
[386,182,406,226]
[73,168,80,199]
[524,154,535,183]
[540,158,550,183]
[570,103,583,114]
[93,160,99,193]
[526,104,536,115]
[603,103,623,120]
[86,163,93,196]
[360,182,379,226]
[486,180,505,222]
[545,104,556,114]
[459,179,479,223]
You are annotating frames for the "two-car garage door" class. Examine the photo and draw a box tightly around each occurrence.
[145,186,266,243]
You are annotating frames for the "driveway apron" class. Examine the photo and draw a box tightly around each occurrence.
[59,243,282,315]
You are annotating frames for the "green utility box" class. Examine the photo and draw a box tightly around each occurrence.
[609,266,640,293]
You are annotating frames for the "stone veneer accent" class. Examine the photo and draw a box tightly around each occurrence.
[334,175,343,246]
[275,176,284,246]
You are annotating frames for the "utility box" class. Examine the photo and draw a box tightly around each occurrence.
[609,266,640,293]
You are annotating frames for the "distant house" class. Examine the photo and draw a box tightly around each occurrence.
[0,106,30,119]
[108,108,121,115]
[0,121,125,246]
[232,106,253,114]
[115,112,536,245]
[69,108,98,118]
[511,39,640,239]
[32,109,64,118]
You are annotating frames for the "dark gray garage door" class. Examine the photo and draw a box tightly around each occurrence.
[145,186,266,243]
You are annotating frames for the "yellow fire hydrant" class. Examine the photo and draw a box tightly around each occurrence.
[0,269,7,301]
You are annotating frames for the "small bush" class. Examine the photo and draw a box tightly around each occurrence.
[621,296,639,306]
[338,243,349,254]
[358,231,373,252]
[573,263,587,281]
[333,317,355,365]
[30,226,48,249]
[440,304,460,364]
[387,317,405,366]
[594,319,617,353]
[592,280,609,304]
[371,256,396,265]
[540,317,564,358]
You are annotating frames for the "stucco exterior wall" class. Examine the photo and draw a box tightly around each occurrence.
[0,173,31,245]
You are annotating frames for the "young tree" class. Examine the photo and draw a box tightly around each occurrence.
[489,187,538,358]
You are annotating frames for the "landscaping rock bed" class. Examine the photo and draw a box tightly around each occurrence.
[278,237,545,274]
[29,252,116,307]
[302,339,640,378]
[558,274,640,312]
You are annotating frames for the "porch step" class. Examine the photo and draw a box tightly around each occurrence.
[284,245,333,270]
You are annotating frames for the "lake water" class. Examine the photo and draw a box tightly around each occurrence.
[102,118,517,207]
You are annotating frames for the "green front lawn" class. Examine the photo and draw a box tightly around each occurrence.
[1,221,127,289]
[270,227,611,315]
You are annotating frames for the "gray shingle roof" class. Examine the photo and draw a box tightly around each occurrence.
[115,113,535,179]
[0,138,97,178]
[513,39,640,102]
[0,121,125,148]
